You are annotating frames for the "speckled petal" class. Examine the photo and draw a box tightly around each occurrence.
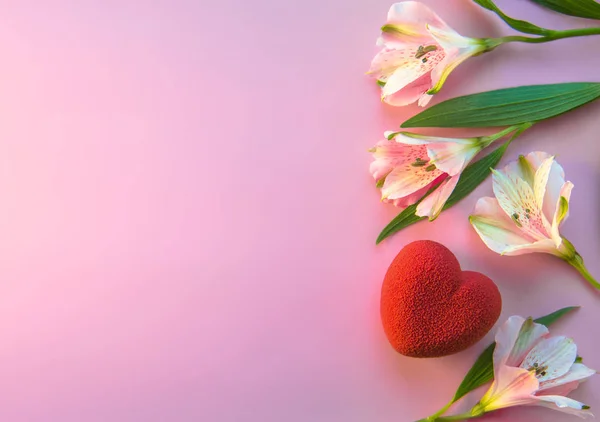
[492,168,550,240]
[427,25,482,94]
[520,336,577,382]
[368,47,415,82]
[381,45,444,100]
[369,138,416,181]
[394,133,480,175]
[381,146,444,200]
[469,197,537,255]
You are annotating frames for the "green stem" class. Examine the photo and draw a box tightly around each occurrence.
[560,237,600,290]
[435,412,480,421]
[420,400,455,421]
[488,26,600,48]
[568,254,600,290]
[431,404,486,422]
[481,121,534,148]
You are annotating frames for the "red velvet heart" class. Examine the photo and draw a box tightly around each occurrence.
[381,240,501,358]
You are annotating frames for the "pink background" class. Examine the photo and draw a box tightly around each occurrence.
[0,0,598,421]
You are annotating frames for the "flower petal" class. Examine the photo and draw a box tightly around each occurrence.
[426,25,483,94]
[426,141,480,175]
[501,239,559,256]
[533,156,555,234]
[520,336,577,382]
[492,168,550,240]
[427,23,475,50]
[368,47,416,82]
[470,197,540,255]
[507,317,549,367]
[369,138,413,181]
[381,48,444,100]
[537,380,580,397]
[542,160,569,224]
[503,152,551,186]
[382,1,450,44]
[505,152,570,231]
[418,93,433,107]
[493,316,527,369]
[480,365,539,412]
[393,133,481,175]
[415,174,458,220]
[534,156,554,210]
[382,72,432,106]
[535,395,593,418]
[550,181,574,247]
[380,144,445,200]
[383,176,443,209]
[392,133,474,146]
[538,363,596,394]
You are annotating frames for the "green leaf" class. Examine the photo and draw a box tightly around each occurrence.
[452,306,580,402]
[376,140,511,244]
[533,305,580,326]
[401,83,600,128]
[452,342,495,402]
[530,0,600,20]
[473,0,551,35]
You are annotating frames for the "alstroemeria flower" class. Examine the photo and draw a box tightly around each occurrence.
[370,131,487,219]
[367,1,487,106]
[475,315,595,418]
[470,151,599,289]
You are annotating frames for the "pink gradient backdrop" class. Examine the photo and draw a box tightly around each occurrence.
[0,0,598,421]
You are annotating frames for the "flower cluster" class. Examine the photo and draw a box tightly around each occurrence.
[367,2,600,421]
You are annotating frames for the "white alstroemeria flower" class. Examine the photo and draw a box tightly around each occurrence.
[367,1,488,106]
[473,316,596,419]
[370,131,489,220]
[470,151,599,290]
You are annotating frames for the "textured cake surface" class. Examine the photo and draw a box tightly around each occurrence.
[380,240,502,358]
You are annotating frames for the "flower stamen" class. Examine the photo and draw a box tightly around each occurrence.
[527,362,549,377]
[511,213,522,227]
[410,157,429,167]
[415,45,438,59]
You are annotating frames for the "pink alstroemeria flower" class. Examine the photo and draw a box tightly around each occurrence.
[370,131,487,220]
[470,151,599,290]
[473,315,596,418]
[367,2,487,106]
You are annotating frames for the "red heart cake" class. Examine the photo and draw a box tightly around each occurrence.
[381,240,501,358]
